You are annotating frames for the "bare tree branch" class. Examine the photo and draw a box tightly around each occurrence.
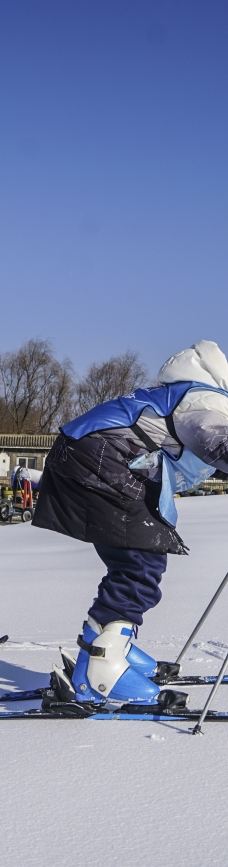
[0,339,76,432]
[0,343,148,431]
[74,351,147,414]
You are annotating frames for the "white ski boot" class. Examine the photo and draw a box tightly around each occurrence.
[60,618,180,684]
[67,618,187,707]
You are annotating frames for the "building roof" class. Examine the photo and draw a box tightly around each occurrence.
[0,433,57,450]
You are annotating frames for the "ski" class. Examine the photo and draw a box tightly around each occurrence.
[1,672,228,704]
[0,701,227,722]
[0,687,46,702]
[154,673,228,687]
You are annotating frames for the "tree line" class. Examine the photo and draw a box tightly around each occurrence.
[0,339,148,433]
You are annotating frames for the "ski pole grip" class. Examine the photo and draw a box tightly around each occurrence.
[176,571,228,664]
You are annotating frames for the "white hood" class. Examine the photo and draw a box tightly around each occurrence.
[157,340,228,391]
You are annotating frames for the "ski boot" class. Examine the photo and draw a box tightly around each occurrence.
[60,617,180,684]
[59,618,188,709]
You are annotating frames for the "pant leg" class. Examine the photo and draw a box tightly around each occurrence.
[88,545,167,626]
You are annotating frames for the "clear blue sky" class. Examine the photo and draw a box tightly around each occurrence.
[0,0,227,378]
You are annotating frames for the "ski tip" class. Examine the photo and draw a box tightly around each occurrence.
[0,635,9,644]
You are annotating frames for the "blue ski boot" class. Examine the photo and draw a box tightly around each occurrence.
[60,619,180,684]
[71,617,160,704]
[60,619,158,679]
[67,618,187,708]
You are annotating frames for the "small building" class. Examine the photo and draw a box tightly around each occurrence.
[0,433,57,485]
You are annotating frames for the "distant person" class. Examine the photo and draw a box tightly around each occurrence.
[12,466,42,493]
[33,340,228,710]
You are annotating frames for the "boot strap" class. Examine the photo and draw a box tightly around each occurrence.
[77,634,105,657]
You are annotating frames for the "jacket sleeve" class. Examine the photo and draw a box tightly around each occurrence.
[173,390,228,473]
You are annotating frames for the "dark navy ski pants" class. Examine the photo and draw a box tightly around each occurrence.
[88,545,167,627]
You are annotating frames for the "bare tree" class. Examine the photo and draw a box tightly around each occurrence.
[0,339,75,432]
[0,343,148,431]
[75,351,147,414]
[0,397,13,432]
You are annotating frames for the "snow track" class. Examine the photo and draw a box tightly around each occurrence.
[0,496,228,867]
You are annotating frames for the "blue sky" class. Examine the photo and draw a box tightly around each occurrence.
[0,0,227,379]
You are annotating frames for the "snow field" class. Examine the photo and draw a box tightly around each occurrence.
[0,495,227,867]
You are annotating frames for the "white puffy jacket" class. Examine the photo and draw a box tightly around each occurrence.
[137,340,228,473]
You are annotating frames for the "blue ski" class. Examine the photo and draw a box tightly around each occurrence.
[1,673,228,703]
[0,706,227,721]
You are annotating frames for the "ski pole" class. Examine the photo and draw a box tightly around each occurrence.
[192,651,228,735]
[175,571,228,665]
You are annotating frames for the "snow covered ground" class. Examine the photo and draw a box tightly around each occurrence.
[0,495,227,867]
